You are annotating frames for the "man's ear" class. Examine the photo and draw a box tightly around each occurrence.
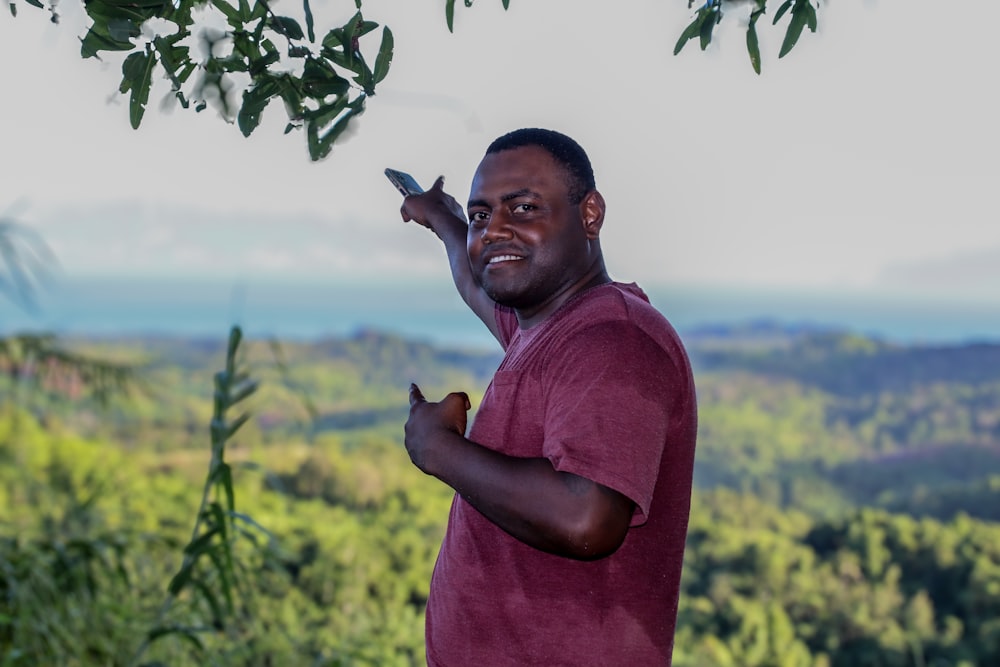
[580,190,606,239]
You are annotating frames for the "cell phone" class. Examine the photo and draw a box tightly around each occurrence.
[384,168,424,196]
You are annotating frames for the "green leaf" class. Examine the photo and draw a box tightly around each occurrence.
[210,0,239,26]
[190,578,225,629]
[9,3,16,17]
[238,78,279,136]
[183,526,221,557]
[167,561,194,595]
[249,0,266,21]
[80,22,135,59]
[205,547,235,613]
[673,14,702,56]
[247,47,280,76]
[502,0,509,8]
[303,0,315,42]
[335,10,364,70]
[372,26,393,85]
[268,15,304,40]
[804,0,818,32]
[153,35,192,90]
[120,48,156,129]
[206,502,228,539]
[772,0,793,24]
[302,57,349,97]
[276,77,305,116]
[746,22,761,75]
[778,3,807,58]
[214,462,235,513]
[119,50,143,94]
[322,28,343,50]
[445,0,455,32]
[307,96,365,161]
[108,17,139,42]
[698,8,718,51]
[355,20,379,37]
[225,412,251,439]
[230,511,275,540]
[226,325,242,365]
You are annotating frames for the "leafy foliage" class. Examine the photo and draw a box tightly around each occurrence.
[12,0,395,161]
[674,0,822,74]
[7,0,824,161]
[2,328,1000,665]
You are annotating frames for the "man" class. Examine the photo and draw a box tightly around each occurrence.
[399,128,697,666]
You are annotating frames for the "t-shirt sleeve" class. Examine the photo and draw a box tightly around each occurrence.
[540,320,680,526]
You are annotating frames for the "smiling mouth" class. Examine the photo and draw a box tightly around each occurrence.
[487,255,524,265]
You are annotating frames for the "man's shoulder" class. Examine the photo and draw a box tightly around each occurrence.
[593,281,651,308]
[578,282,673,330]
[569,282,691,361]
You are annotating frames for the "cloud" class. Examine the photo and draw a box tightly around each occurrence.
[24,200,449,282]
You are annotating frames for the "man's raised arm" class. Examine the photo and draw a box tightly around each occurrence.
[400,176,501,342]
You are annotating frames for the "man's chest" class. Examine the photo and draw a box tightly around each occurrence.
[468,349,550,458]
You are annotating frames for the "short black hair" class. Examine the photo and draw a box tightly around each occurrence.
[485,128,596,204]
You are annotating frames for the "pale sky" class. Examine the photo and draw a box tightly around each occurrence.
[2,0,999,308]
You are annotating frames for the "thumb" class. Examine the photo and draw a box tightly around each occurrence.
[432,175,446,192]
[409,383,426,406]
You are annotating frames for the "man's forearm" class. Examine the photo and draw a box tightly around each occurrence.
[400,180,499,339]
[432,216,474,295]
[427,214,500,340]
[421,430,632,560]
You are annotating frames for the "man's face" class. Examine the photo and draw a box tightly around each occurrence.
[466,145,600,316]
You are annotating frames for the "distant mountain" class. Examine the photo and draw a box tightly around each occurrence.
[682,318,849,342]
[688,326,1000,395]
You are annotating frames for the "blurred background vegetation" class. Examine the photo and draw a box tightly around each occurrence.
[2,319,999,666]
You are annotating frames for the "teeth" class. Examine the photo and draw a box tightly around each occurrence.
[489,255,522,264]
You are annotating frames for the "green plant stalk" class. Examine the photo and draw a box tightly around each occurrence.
[128,325,256,666]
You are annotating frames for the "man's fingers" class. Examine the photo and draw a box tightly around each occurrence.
[409,383,426,406]
[432,175,445,192]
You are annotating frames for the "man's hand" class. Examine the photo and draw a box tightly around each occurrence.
[404,383,471,474]
[400,176,467,237]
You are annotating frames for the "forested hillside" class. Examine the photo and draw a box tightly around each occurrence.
[2,326,998,665]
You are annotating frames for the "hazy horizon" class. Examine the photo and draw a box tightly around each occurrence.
[3,274,997,350]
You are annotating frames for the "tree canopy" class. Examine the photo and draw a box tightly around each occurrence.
[8,0,822,161]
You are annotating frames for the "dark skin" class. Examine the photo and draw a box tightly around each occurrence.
[400,146,634,560]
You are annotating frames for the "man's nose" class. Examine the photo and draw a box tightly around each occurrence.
[481,212,512,244]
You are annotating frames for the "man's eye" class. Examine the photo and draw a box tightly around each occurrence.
[469,211,489,225]
[512,204,535,213]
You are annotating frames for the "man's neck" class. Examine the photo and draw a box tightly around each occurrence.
[515,266,612,330]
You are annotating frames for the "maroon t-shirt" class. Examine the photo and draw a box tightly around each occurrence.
[425,282,698,666]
